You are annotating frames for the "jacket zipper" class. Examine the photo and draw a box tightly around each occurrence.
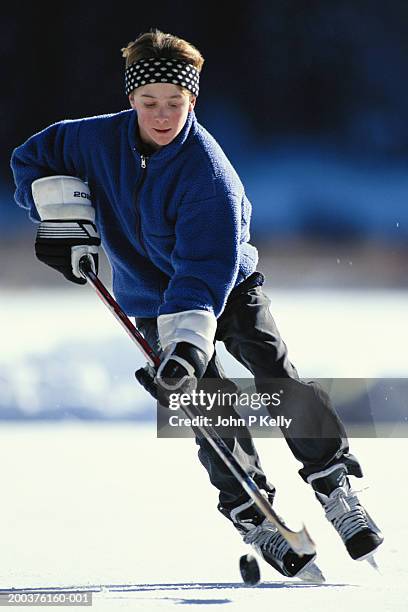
[134,154,148,254]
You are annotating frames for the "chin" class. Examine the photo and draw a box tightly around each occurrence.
[154,136,174,146]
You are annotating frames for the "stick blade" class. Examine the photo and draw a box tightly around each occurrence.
[279,523,316,556]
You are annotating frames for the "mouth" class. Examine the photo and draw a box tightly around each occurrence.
[153,128,172,134]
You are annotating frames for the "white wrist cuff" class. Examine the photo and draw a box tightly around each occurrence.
[157,310,217,359]
[32,176,95,222]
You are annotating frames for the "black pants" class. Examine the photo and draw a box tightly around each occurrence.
[136,274,362,510]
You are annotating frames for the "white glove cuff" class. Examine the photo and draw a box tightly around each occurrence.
[157,310,217,360]
[32,176,95,223]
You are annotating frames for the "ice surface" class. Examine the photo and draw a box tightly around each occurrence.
[0,425,406,611]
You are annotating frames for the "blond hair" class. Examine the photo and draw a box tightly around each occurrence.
[121,29,205,73]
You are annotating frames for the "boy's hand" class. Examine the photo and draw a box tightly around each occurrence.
[35,220,100,284]
[32,175,100,284]
[135,342,209,404]
[156,341,209,395]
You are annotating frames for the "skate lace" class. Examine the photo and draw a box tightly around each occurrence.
[324,487,370,542]
[243,520,290,563]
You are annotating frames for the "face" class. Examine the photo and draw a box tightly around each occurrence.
[129,83,196,150]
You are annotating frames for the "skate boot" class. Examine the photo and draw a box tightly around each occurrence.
[308,464,383,564]
[219,494,325,582]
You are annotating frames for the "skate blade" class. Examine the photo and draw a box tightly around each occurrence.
[297,561,326,584]
[362,554,381,573]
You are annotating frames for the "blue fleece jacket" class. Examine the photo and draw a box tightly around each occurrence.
[10,109,258,317]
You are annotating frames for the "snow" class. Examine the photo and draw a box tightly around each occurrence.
[0,288,407,610]
[1,287,408,418]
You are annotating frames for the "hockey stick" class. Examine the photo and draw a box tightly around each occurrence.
[79,256,315,556]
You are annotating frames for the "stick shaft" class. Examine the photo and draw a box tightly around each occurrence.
[79,258,160,368]
[79,256,315,555]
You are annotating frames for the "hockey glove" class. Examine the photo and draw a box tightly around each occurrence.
[135,310,216,403]
[156,341,209,403]
[32,176,101,285]
[135,344,209,403]
[135,363,158,399]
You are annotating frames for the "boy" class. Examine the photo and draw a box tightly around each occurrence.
[11,29,383,580]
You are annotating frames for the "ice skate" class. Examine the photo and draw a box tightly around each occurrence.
[308,464,384,564]
[220,495,325,583]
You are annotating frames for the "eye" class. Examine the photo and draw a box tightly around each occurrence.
[144,103,156,108]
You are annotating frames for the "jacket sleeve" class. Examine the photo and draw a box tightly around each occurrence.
[158,191,242,318]
[10,120,84,222]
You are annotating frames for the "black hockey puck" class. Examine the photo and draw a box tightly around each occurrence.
[239,554,260,586]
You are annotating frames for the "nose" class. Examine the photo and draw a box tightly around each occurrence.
[154,107,170,124]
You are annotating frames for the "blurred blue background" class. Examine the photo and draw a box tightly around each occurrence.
[1,1,407,422]
[2,0,408,287]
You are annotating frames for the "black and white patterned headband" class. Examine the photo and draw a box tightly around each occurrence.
[125,57,200,97]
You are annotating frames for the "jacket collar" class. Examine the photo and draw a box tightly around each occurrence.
[128,109,197,165]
